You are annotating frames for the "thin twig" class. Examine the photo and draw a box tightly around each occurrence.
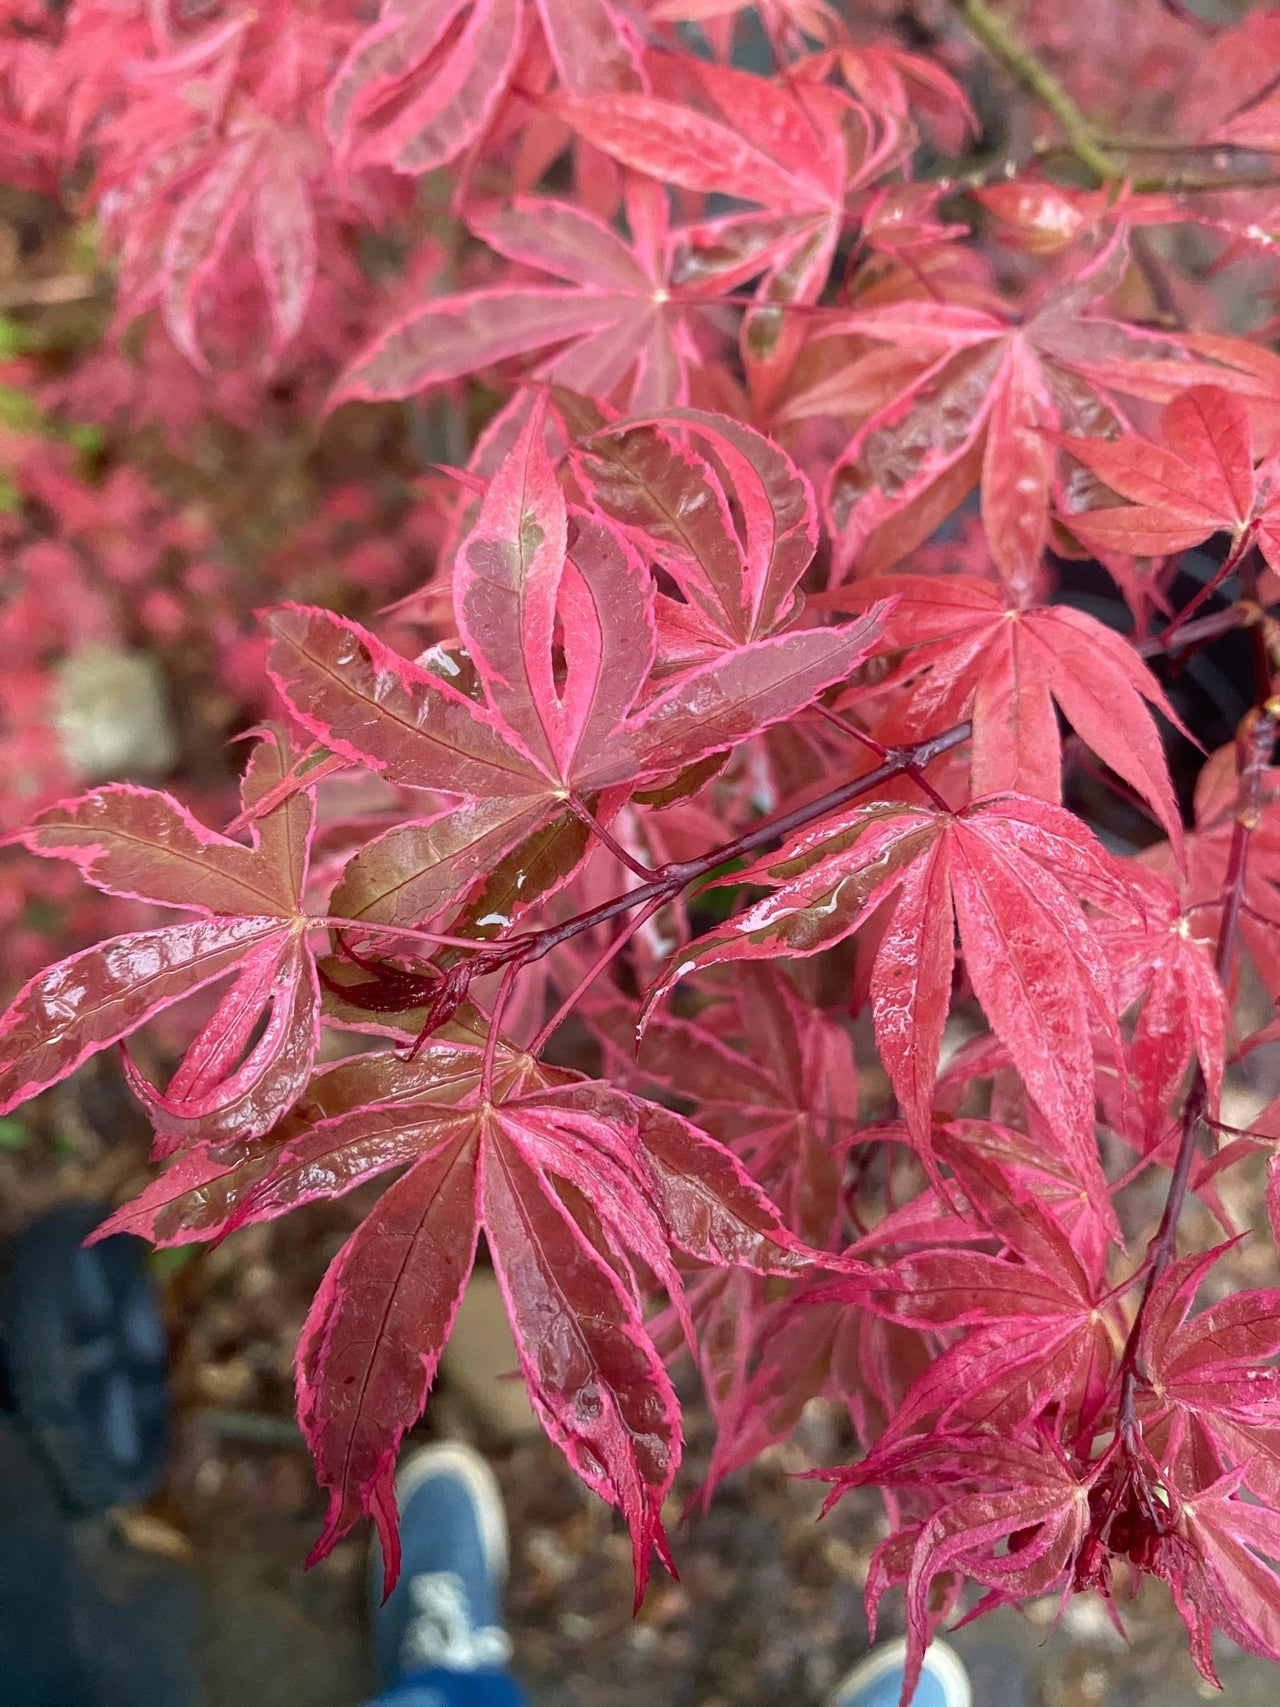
[1158,529,1258,646]
[529,896,667,1056]
[568,794,653,880]
[1134,602,1260,661]
[814,704,953,813]
[401,723,973,1045]
[953,0,1121,184]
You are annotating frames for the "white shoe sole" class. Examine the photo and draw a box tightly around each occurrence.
[830,1636,972,1707]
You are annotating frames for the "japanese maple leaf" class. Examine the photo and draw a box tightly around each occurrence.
[1075,1425,1280,1682]
[812,44,976,155]
[94,1040,835,1597]
[824,1164,1117,1445]
[268,397,887,929]
[696,1282,929,1501]
[334,184,736,411]
[78,0,361,370]
[817,572,1186,851]
[611,965,857,1247]
[1179,9,1280,153]
[1137,1248,1280,1512]
[1159,1464,1280,1682]
[548,61,904,410]
[783,231,1271,595]
[325,0,645,177]
[1061,384,1280,571]
[818,1432,1093,1702]
[1095,866,1226,1148]
[651,795,1136,1213]
[0,727,319,1144]
[567,401,819,660]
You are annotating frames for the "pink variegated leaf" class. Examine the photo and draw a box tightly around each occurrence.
[268,510,886,828]
[454,397,656,785]
[548,64,880,406]
[325,0,522,176]
[0,918,287,1116]
[92,1041,505,1247]
[0,730,321,1130]
[300,1127,483,1595]
[572,407,817,650]
[252,147,317,358]
[1062,385,1280,576]
[334,194,705,412]
[162,131,260,370]
[534,0,645,94]
[587,605,889,788]
[122,931,319,1149]
[815,234,1274,583]
[496,1085,689,1324]
[482,1117,680,1600]
[328,798,548,929]
[331,289,636,407]
[15,783,302,916]
[263,604,547,799]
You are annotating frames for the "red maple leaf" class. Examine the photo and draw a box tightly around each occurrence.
[1147,741,1280,1005]
[818,572,1186,849]
[326,0,645,177]
[651,794,1137,1214]
[823,1160,1117,1444]
[268,397,887,931]
[94,1035,837,1596]
[1138,1247,1280,1511]
[66,0,370,370]
[1061,383,1280,572]
[818,1432,1093,1703]
[781,231,1272,595]
[0,727,319,1143]
[1096,865,1226,1148]
[614,964,856,1248]
[333,184,743,411]
[568,402,820,659]
[547,59,905,409]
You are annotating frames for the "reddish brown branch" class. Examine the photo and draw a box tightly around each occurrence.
[367,722,973,1043]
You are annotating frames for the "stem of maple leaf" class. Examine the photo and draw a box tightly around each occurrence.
[568,794,654,880]
[1115,698,1280,1438]
[528,896,667,1057]
[1159,529,1259,646]
[953,0,1121,184]
[1134,602,1263,662]
[481,961,522,1099]
[1129,230,1187,330]
[1237,556,1275,708]
[318,725,973,1054]
[813,706,953,813]
[314,918,492,953]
